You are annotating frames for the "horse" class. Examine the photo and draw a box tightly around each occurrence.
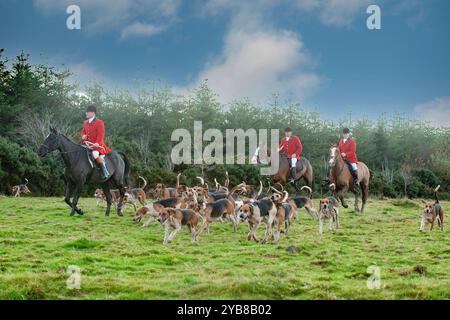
[328,145,370,212]
[37,127,131,217]
[252,144,314,191]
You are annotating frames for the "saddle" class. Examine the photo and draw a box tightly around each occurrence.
[343,159,354,172]
[294,158,304,171]
[82,146,108,169]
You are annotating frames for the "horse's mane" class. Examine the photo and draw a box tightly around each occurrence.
[59,133,84,149]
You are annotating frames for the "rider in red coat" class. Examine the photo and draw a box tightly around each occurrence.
[338,127,359,185]
[279,127,303,182]
[81,105,111,179]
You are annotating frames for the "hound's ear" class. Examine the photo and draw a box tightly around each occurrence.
[421,199,426,204]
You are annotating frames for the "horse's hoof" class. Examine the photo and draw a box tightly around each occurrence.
[77,210,84,216]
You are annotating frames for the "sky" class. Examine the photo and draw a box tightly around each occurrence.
[0,0,449,126]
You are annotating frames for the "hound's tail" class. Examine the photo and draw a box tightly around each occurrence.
[224,171,229,188]
[138,176,147,190]
[257,180,263,198]
[196,176,205,186]
[434,185,440,203]
[214,178,220,190]
[176,173,181,189]
[300,186,312,199]
[24,178,29,185]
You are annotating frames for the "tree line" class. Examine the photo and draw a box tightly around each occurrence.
[0,50,449,199]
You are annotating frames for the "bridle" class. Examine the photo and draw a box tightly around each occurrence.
[329,147,345,176]
[40,134,90,155]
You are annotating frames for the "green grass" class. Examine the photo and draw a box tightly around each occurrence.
[0,196,448,300]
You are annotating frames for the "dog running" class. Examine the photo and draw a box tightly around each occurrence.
[420,185,444,232]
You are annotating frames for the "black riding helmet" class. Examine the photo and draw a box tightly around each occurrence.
[343,127,350,134]
[284,127,292,133]
[86,104,97,114]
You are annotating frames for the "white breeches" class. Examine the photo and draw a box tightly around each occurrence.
[350,163,358,171]
[291,157,297,168]
[92,151,105,160]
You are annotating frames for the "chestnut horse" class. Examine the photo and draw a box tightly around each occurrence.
[328,146,370,212]
[252,145,314,191]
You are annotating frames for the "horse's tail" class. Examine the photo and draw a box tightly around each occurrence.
[118,152,131,187]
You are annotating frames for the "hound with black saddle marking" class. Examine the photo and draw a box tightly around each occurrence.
[238,198,277,243]
[126,176,147,206]
[420,185,444,232]
[201,183,246,233]
[157,208,202,244]
[135,197,183,226]
[12,179,31,197]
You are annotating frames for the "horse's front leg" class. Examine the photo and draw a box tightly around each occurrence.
[102,183,112,217]
[71,184,84,216]
[117,187,126,216]
[64,181,75,212]
[338,187,349,208]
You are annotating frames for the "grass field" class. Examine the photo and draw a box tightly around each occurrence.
[0,196,448,300]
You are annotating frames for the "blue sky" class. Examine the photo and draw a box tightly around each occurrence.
[1,0,449,125]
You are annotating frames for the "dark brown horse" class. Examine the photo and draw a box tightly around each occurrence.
[252,145,314,191]
[328,146,370,212]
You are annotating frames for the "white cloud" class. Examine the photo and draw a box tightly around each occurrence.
[414,98,450,127]
[296,0,370,27]
[120,22,164,39]
[190,30,320,102]
[66,61,109,87]
[33,0,179,36]
[178,1,321,103]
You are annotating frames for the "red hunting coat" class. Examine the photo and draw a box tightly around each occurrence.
[338,138,358,163]
[279,135,303,160]
[81,118,110,155]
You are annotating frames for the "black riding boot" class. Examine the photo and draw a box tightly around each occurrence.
[100,162,111,180]
[351,169,359,192]
[289,166,297,183]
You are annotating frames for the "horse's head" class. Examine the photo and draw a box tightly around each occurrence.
[328,145,340,167]
[37,126,60,157]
